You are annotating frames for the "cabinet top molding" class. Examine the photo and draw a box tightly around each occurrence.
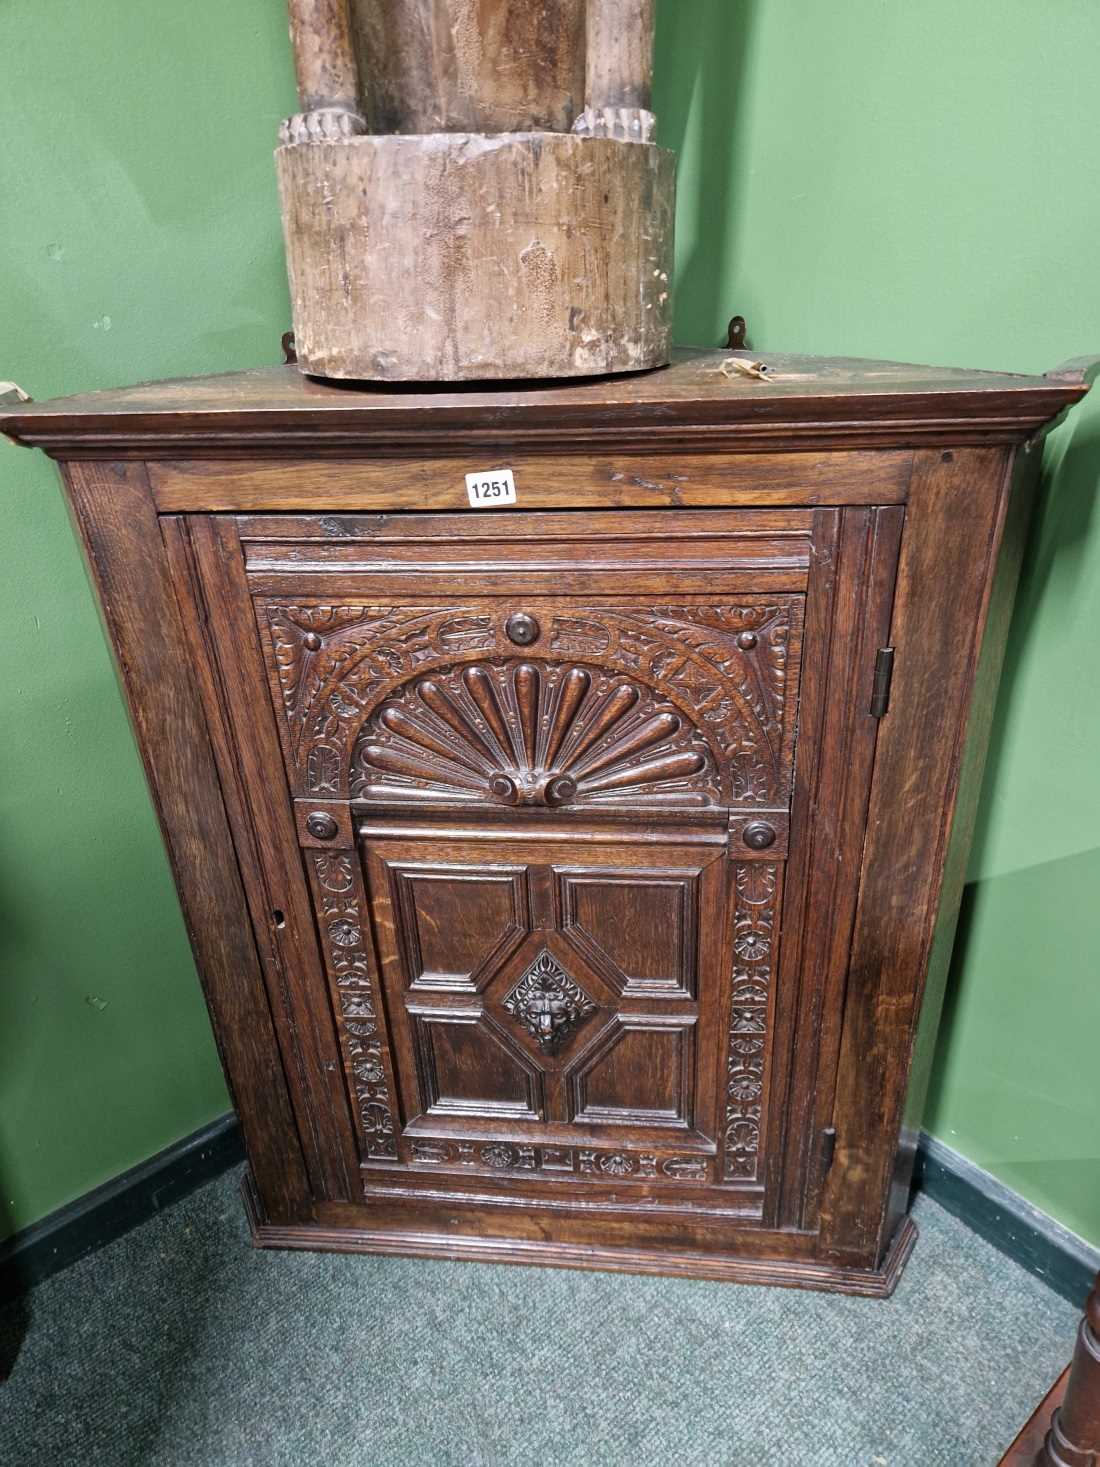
[1,348,1090,459]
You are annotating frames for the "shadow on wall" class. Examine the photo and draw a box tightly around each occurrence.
[655,0,757,347]
[969,407,1100,870]
[925,404,1100,1242]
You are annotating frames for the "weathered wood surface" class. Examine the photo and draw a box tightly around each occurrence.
[276,131,674,380]
[353,0,587,134]
[285,0,366,140]
[576,0,656,140]
[0,350,1087,456]
[279,0,668,379]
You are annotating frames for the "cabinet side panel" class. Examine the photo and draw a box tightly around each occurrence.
[888,443,1042,1236]
[818,446,1015,1266]
[59,462,311,1223]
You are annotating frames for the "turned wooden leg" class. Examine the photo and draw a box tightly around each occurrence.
[1039,1273,1100,1466]
[575,0,657,142]
[281,0,366,143]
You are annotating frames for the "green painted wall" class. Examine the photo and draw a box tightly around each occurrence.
[2,1,1097,1246]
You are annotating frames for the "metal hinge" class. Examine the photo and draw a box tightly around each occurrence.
[869,647,895,719]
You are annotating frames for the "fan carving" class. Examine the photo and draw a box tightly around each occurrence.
[350,660,716,809]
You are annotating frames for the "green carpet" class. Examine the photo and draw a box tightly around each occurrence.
[0,1172,1076,1465]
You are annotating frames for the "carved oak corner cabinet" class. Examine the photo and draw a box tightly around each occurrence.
[3,349,1092,1295]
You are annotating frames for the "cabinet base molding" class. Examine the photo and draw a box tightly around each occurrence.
[241,1171,917,1297]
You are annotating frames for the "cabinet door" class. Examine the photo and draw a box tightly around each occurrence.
[363,832,727,1156]
[188,507,900,1242]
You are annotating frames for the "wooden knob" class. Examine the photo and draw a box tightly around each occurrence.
[505,613,540,646]
[306,811,339,841]
[743,821,777,851]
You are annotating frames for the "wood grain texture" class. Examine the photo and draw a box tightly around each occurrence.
[60,463,311,1224]
[887,443,1043,1242]
[818,447,1016,1268]
[165,516,364,1204]
[287,0,362,113]
[276,132,674,381]
[147,451,911,511]
[1,351,1085,457]
[766,505,904,1232]
[26,355,1086,1295]
[352,0,587,134]
[576,0,656,141]
[1033,1275,1100,1466]
[586,0,654,111]
[998,1369,1070,1464]
[244,1170,919,1295]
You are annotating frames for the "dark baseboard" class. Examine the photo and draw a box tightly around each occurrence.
[0,1113,244,1302]
[2,1117,1095,1307]
[914,1132,1100,1307]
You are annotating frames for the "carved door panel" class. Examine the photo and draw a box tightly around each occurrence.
[223,506,901,1236]
[275,586,803,1213]
[363,833,726,1152]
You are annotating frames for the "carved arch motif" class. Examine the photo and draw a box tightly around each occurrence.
[258,599,801,804]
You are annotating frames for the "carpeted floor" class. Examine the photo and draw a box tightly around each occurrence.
[0,1171,1075,1466]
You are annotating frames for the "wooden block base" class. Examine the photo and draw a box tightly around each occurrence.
[276,132,675,382]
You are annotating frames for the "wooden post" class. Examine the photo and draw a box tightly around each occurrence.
[354,0,587,135]
[575,0,656,141]
[283,0,366,142]
[1037,1273,1100,1467]
[276,0,674,380]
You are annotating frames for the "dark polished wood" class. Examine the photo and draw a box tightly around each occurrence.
[3,348,1091,1293]
[1000,1371,1070,1464]
[1025,1274,1100,1467]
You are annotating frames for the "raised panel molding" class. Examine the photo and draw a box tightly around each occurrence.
[27,359,1055,1292]
[558,868,698,998]
[391,865,530,993]
[570,1016,696,1129]
[409,1008,544,1121]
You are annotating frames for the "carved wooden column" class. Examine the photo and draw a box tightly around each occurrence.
[576,0,656,140]
[283,0,366,140]
[276,0,675,381]
[1037,1274,1100,1467]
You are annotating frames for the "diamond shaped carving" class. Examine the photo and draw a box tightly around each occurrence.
[502,950,597,1053]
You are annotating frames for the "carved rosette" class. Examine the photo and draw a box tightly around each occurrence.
[258,600,800,806]
[723,862,780,1182]
[407,1140,710,1182]
[309,850,397,1161]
